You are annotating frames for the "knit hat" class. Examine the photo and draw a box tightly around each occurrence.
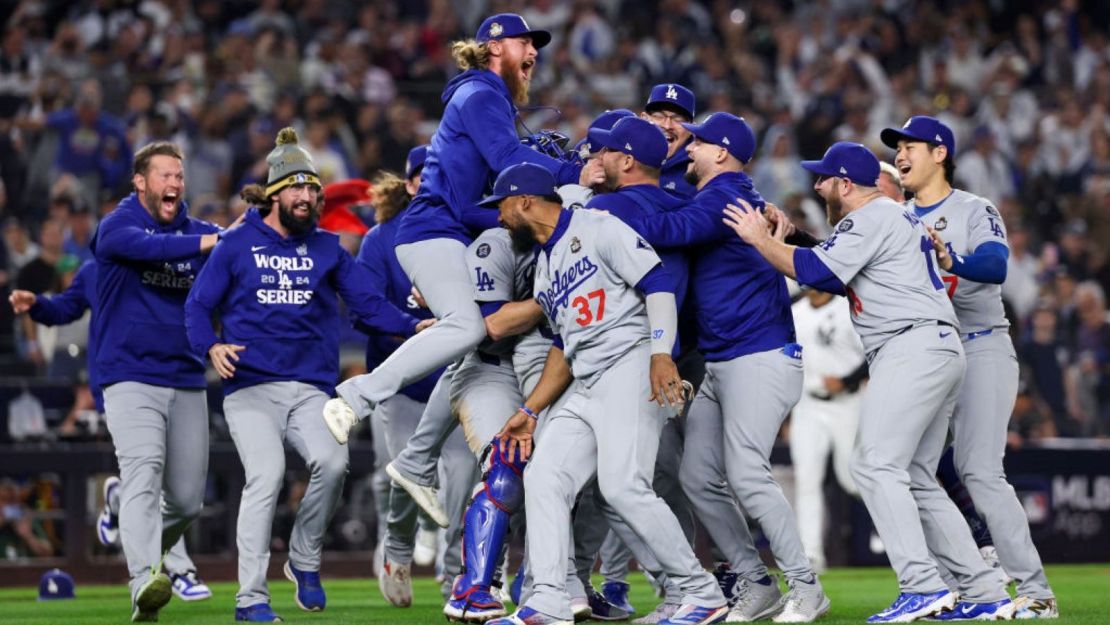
[265,127,321,197]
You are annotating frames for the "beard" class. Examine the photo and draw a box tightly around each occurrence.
[507,220,537,253]
[683,166,700,187]
[824,186,844,227]
[144,186,180,224]
[278,195,320,235]
[499,57,530,106]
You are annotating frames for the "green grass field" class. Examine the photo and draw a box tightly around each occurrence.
[1,565,1107,624]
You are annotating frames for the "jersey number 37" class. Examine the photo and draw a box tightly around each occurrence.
[572,289,606,327]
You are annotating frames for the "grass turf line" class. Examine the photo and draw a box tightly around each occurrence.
[0,565,1106,624]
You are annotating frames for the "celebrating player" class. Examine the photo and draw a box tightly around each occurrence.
[184,128,426,622]
[641,83,697,198]
[722,141,1013,622]
[323,13,588,445]
[883,116,1057,619]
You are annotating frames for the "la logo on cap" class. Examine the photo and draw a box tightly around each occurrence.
[665,85,678,100]
[489,22,503,37]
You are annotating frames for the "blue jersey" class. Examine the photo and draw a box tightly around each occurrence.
[185,209,419,396]
[659,142,696,199]
[91,193,220,389]
[355,211,443,403]
[630,171,795,361]
[396,69,581,247]
[28,261,103,411]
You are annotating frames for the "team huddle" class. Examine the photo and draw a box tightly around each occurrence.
[12,11,1064,625]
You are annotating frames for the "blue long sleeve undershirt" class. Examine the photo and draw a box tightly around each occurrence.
[947,242,1008,284]
[794,248,846,295]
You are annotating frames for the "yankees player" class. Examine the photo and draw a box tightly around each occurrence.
[722,141,1012,622]
[789,288,864,573]
[642,83,697,199]
[184,128,425,622]
[324,13,589,443]
[883,116,1056,618]
[9,262,212,602]
[487,163,727,625]
[629,113,826,623]
[91,141,221,622]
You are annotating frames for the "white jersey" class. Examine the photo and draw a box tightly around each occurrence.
[534,208,662,382]
[466,228,535,358]
[792,295,865,399]
[906,189,1009,334]
[813,197,959,354]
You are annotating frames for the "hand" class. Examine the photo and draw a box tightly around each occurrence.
[9,290,36,314]
[763,202,796,241]
[823,376,845,396]
[415,318,436,333]
[926,226,952,270]
[208,343,246,379]
[722,198,772,246]
[579,159,605,188]
[411,287,428,309]
[649,353,686,412]
[496,409,538,462]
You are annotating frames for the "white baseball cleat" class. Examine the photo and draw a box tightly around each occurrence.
[414,526,439,566]
[379,559,413,608]
[322,397,359,444]
[726,575,783,622]
[1013,596,1058,619]
[772,575,830,623]
[385,462,450,528]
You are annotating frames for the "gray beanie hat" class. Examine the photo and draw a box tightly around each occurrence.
[265,127,321,196]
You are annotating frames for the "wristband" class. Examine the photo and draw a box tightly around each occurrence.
[519,405,538,420]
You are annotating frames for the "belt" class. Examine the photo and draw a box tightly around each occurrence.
[477,352,505,367]
[781,343,803,360]
[893,319,955,338]
[963,328,994,342]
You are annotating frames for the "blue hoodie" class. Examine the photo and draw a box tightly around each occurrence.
[356,211,444,403]
[659,140,696,199]
[396,69,582,247]
[630,171,795,361]
[92,193,220,389]
[185,209,420,396]
[28,260,104,411]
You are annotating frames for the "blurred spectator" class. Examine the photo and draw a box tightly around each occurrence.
[43,79,131,208]
[1068,281,1110,436]
[0,478,53,559]
[1019,305,1072,436]
[957,126,1016,201]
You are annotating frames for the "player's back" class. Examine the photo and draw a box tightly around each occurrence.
[910,189,1009,334]
[814,197,958,354]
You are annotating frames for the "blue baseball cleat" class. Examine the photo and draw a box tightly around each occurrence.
[931,599,1015,621]
[659,603,729,625]
[235,603,283,622]
[486,606,573,625]
[602,580,635,614]
[587,587,632,621]
[444,586,507,622]
[712,563,740,607]
[283,561,325,611]
[867,591,956,623]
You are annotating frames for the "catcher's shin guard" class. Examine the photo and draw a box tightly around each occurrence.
[454,444,527,598]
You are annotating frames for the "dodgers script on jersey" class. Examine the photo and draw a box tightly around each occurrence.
[466,228,539,358]
[812,197,959,353]
[534,209,663,381]
[910,189,1010,334]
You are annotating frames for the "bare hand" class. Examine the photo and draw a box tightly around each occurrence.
[926,226,952,270]
[411,287,428,309]
[208,343,246,379]
[722,198,771,245]
[579,159,605,189]
[496,409,538,462]
[649,353,686,412]
[823,376,845,396]
[763,202,796,241]
[9,290,36,314]
[415,318,436,333]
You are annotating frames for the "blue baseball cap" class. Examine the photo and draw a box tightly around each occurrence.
[880,116,957,157]
[581,109,636,155]
[800,142,880,187]
[645,84,696,119]
[478,163,559,207]
[589,117,668,168]
[476,13,551,49]
[405,145,428,180]
[39,569,75,601]
[681,112,756,164]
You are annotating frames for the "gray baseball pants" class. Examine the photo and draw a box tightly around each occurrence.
[224,382,348,608]
[104,382,209,603]
[336,239,486,418]
[851,326,1005,601]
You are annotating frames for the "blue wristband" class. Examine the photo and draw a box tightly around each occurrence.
[519,405,538,420]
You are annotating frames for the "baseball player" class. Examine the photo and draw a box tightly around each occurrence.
[789,288,864,573]
[184,128,425,622]
[486,163,727,625]
[641,83,697,199]
[722,141,1012,622]
[363,146,477,608]
[882,116,1056,618]
[629,113,826,623]
[9,262,213,603]
[323,13,590,445]
[91,141,221,622]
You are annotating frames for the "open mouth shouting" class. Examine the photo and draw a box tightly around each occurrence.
[521,58,535,82]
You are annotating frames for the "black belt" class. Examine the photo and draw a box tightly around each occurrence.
[477,352,505,367]
[893,319,955,338]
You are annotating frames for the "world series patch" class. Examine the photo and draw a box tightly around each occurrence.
[476,243,491,258]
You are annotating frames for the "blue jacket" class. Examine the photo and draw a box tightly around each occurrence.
[185,209,420,396]
[356,212,444,403]
[92,193,219,389]
[630,171,795,361]
[396,69,581,246]
[659,141,696,199]
[28,260,104,411]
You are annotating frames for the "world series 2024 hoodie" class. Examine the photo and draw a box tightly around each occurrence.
[395,68,583,247]
[92,193,221,390]
[184,208,421,396]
